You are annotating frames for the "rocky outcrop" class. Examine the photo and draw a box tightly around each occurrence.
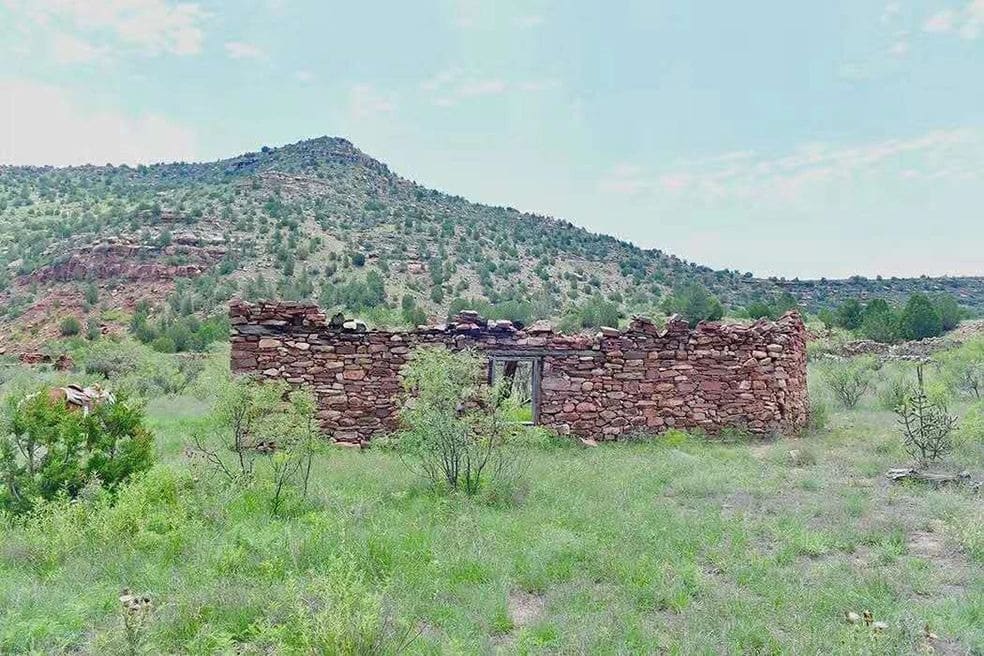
[26,242,224,284]
[230,301,809,445]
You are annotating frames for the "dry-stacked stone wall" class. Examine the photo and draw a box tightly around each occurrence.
[230,300,808,445]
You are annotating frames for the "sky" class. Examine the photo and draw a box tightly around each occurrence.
[1,0,982,279]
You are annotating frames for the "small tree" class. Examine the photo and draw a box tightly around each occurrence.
[898,293,943,340]
[819,356,879,408]
[859,298,898,343]
[660,282,723,323]
[396,347,519,495]
[834,299,863,331]
[895,364,956,465]
[83,283,99,307]
[191,376,289,482]
[264,390,321,515]
[0,390,154,514]
[59,316,82,336]
[190,376,322,515]
[933,294,963,332]
[938,337,984,400]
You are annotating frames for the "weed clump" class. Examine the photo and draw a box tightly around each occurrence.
[395,346,523,496]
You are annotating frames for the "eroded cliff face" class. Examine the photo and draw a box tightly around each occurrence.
[230,301,809,445]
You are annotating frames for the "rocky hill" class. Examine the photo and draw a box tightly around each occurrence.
[0,136,980,352]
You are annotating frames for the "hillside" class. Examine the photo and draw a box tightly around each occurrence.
[0,136,980,352]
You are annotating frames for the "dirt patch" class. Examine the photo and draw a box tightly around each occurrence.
[921,634,971,656]
[907,531,946,559]
[508,590,546,628]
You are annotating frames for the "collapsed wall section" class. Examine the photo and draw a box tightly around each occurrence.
[229,301,808,445]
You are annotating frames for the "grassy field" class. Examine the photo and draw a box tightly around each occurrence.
[1,366,982,654]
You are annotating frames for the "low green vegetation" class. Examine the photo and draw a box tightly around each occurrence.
[0,388,153,515]
[0,337,982,654]
[819,293,966,344]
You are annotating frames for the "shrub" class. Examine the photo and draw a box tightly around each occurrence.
[396,346,521,495]
[558,294,621,332]
[859,299,898,343]
[808,397,829,431]
[937,337,984,400]
[81,339,187,396]
[83,283,99,306]
[933,294,963,332]
[955,401,984,447]
[400,295,427,326]
[834,299,863,331]
[190,376,321,514]
[85,318,101,341]
[745,293,800,320]
[0,390,154,514]
[251,554,413,653]
[817,308,835,330]
[660,282,723,323]
[819,356,878,409]
[895,365,956,465]
[877,369,917,410]
[898,293,943,341]
[59,316,82,336]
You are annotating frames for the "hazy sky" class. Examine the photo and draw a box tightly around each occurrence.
[1,0,982,278]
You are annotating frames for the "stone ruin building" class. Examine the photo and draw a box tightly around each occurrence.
[230,301,809,446]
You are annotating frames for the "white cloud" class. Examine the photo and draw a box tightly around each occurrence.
[0,78,198,165]
[50,32,109,64]
[3,0,207,58]
[516,14,544,29]
[923,9,956,32]
[881,1,901,23]
[348,84,396,120]
[224,41,265,60]
[599,129,983,201]
[923,1,984,38]
[451,0,480,28]
[293,70,314,83]
[421,69,559,106]
[889,39,909,57]
[597,164,651,195]
[458,78,508,97]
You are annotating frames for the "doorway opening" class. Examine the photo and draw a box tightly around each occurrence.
[488,356,541,425]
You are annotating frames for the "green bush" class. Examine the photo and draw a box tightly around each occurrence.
[0,390,154,514]
[955,401,984,447]
[819,356,879,409]
[834,299,863,331]
[395,347,521,495]
[59,316,82,336]
[80,339,187,396]
[877,369,916,410]
[661,281,723,323]
[808,397,829,431]
[558,294,621,332]
[898,293,943,340]
[859,299,898,343]
[744,293,800,320]
[933,294,963,332]
[938,337,984,400]
[190,375,321,514]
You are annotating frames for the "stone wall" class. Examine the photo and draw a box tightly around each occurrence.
[230,301,809,445]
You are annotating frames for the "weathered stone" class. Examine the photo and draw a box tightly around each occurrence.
[230,301,808,444]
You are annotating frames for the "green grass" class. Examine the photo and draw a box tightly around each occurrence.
[1,382,982,653]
